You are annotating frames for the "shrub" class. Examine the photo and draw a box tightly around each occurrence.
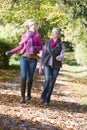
[74,21,87,66]
[0,39,11,68]
[0,24,25,68]
[75,42,87,66]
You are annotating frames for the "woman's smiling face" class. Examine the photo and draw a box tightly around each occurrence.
[29,23,38,32]
[52,30,59,39]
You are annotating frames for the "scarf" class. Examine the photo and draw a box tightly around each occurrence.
[26,31,36,54]
[50,38,60,48]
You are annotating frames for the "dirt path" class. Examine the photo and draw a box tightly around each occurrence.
[0,65,87,130]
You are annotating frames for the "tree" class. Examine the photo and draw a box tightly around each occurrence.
[56,0,87,65]
[0,0,87,67]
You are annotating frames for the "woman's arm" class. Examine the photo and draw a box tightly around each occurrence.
[11,32,29,54]
[39,45,46,74]
[56,43,65,61]
[40,45,46,66]
[5,43,24,55]
[60,43,65,60]
[10,44,24,54]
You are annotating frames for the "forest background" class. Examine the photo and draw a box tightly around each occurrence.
[0,0,87,68]
[0,1,87,129]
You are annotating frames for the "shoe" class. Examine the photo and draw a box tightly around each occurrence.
[26,96,32,101]
[44,102,49,106]
[39,98,45,103]
[20,97,25,103]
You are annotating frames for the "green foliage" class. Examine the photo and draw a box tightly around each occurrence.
[64,19,87,65]
[64,41,73,52]
[63,52,78,66]
[75,42,87,66]
[0,39,10,68]
[0,0,87,66]
[58,0,87,65]
[0,24,24,47]
[0,0,67,36]
[57,0,87,21]
[0,24,25,68]
[9,53,20,65]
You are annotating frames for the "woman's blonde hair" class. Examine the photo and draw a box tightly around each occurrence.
[23,19,38,29]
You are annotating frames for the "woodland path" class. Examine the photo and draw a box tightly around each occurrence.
[0,64,87,130]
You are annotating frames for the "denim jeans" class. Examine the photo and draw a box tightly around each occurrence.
[20,56,37,82]
[41,65,60,103]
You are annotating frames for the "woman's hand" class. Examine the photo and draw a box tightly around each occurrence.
[5,51,11,56]
[30,46,36,52]
[56,55,62,61]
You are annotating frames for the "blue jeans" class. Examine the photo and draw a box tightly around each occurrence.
[41,65,60,103]
[20,56,37,82]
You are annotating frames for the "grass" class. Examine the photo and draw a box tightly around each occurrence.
[80,97,87,106]
[62,52,87,105]
[63,52,87,78]
[63,51,79,66]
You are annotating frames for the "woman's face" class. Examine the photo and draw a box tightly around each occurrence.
[52,30,59,39]
[29,23,38,32]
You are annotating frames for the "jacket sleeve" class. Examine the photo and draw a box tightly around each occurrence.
[59,43,65,60]
[33,34,43,52]
[10,32,28,54]
[40,45,46,66]
[10,44,24,54]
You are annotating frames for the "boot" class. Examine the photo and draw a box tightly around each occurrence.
[20,78,26,103]
[27,81,32,101]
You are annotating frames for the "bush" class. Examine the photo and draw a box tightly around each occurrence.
[75,42,87,66]
[0,40,11,68]
[64,41,74,52]
[0,24,25,68]
[64,19,87,66]
[74,21,87,66]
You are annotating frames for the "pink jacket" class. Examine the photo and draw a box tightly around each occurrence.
[10,31,43,54]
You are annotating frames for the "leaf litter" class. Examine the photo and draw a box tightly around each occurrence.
[0,67,87,130]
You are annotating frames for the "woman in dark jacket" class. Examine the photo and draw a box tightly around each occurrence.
[39,28,65,105]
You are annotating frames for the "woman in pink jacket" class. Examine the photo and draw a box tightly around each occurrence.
[6,19,43,103]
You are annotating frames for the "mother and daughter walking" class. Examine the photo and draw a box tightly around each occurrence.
[6,18,65,105]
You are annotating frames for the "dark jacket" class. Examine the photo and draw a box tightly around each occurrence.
[43,40,63,68]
